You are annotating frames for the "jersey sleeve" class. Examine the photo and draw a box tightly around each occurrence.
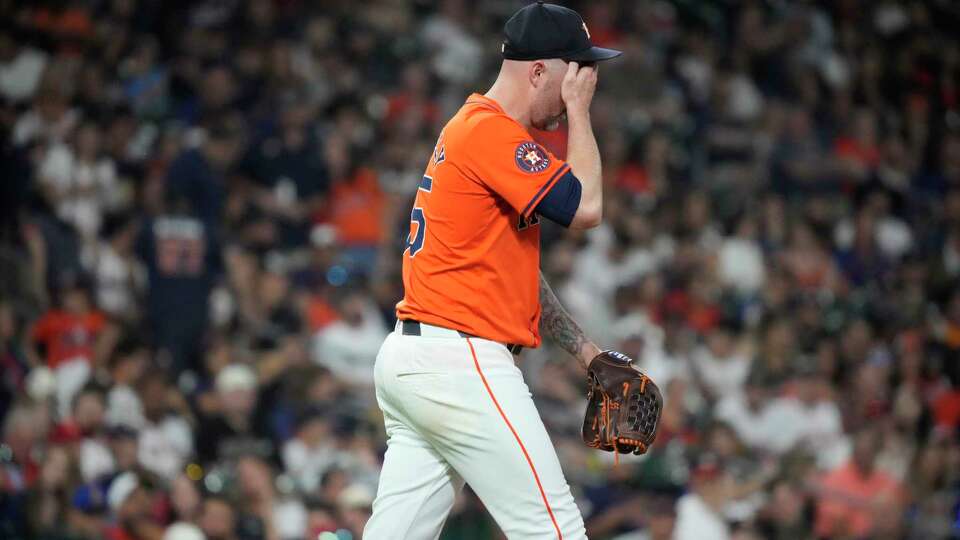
[461,116,571,220]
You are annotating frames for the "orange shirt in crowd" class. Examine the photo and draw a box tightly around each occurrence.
[385,94,440,128]
[932,389,960,431]
[616,163,654,195]
[834,138,880,168]
[31,310,106,369]
[324,167,384,246]
[814,461,903,538]
[305,296,339,332]
[32,7,94,37]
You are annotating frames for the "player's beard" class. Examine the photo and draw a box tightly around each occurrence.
[540,109,567,131]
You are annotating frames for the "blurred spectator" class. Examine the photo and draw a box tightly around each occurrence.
[166,116,244,228]
[0,24,47,104]
[764,364,847,469]
[312,287,387,388]
[136,375,194,482]
[196,364,272,466]
[104,471,164,540]
[320,132,385,275]
[335,482,373,539]
[38,121,119,244]
[235,454,306,540]
[31,275,117,417]
[674,455,733,540]
[755,480,812,540]
[137,193,221,375]
[814,428,905,539]
[282,406,335,494]
[242,101,328,248]
[198,496,238,540]
[12,86,78,147]
[421,0,482,86]
[691,323,751,400]
[92,212,144,322]
[64,385,116,484]
[163,522,204,540]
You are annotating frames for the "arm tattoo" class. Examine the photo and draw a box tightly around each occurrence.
[539,272,591,369]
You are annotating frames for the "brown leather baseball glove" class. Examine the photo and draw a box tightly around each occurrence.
[582,350,662,456]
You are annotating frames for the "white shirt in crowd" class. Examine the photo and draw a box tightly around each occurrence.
[571,225,661,301]
[673,493,730,540]
[79,437,115,482]
[0,46,47,103]
[39,143,118,239]
[91,241,143,318]
[612,312,690,389]
[763,396,849,470]
[717,392,848,468]
[834,216,914,259]
[282,437,338,493]
[691,346,751,398]
[138,416,194,481]
[715,393,777,452]
[421,12,482,86]
[567,224,664,344]
[717,237,766,295]
[273,498,308,540]
[312,305,388,387]
[106,384,146,430]
[13,107,79,147]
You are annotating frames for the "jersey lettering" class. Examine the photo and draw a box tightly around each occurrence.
[153,217,207,277]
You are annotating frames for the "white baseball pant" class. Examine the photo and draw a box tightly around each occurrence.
[364,321,587,539]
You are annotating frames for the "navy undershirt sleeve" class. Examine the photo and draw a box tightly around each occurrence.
[534,170,582,227]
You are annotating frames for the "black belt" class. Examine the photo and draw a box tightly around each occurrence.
[401,320,523,355]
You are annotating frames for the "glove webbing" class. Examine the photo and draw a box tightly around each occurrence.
[588,376,650,466]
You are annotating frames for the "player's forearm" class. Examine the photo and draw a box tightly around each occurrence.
[538,272,601,369]
[565,109,602,228]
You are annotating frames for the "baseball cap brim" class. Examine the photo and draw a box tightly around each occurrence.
[565,46,622,63]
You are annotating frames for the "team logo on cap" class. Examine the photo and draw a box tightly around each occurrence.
[514,141,550,173]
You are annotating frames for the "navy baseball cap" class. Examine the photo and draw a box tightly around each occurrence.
[502,1,622,63]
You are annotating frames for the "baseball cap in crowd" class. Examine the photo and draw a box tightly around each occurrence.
[501,1,622,63]
[215,363,257,393]
[338,483,375,510]
[163,522,205,540]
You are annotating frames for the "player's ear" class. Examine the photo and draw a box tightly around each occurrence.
[529,60,546,88]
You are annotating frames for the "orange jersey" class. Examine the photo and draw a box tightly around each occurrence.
[396,94,570,347]
[31,310,106,368]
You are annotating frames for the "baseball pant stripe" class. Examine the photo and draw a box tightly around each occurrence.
[465,337,563,540]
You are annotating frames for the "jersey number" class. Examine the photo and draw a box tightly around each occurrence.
[405,175,433,257]
[406,207,426,257]
[157,236,205,276]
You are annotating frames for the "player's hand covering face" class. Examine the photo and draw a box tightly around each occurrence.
[560,61,598,115]
[529,58,570,131]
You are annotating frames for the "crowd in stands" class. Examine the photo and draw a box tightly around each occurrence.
[1,0,960,538]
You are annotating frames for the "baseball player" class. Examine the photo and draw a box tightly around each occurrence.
[366,3,624,538]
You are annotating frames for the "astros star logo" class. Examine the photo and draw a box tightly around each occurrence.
[524,150,541,166]
[514,141,550,173]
